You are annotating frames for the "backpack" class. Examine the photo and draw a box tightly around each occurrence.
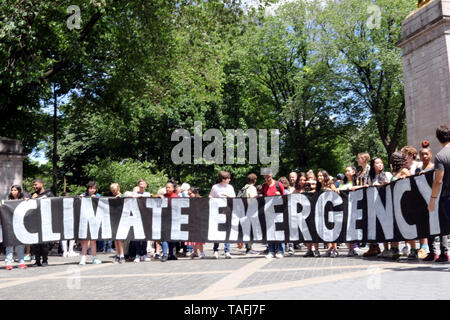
[262,181,281,196]
[237,185,251,198]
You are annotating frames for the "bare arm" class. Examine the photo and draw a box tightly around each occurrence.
[428,169,444,212]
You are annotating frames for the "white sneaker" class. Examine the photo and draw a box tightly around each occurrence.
[68,251,80,257]
[92,258,102,264]
[275,253,284,259]
[62,251,69,258]
[214,251,219,259]
[134,255,141,263]
[142,255,151,262]
[265,253,275,259]
[79,256,86,265]
[225,252,232,259]
[200,253,206,259]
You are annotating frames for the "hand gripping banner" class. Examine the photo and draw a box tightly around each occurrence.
[1,171,449,246]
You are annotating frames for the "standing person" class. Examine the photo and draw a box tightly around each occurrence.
[366,158,392,258]
[427,125,450,264]
[337,166,359,256]
[304,170,320,257]
[401,145,422,176]
[317,170,339,258]
[415,141,434,259]
[209,171,236,259]
[2,185,27,269]
[356,153,371,187]
[237,174,259,255]
[128,179,151,262]
[186,188,206,259]
[294,172,307,194]
[30,179,54,267]
[278,177,290,194]
[288,172,298,194]
[79,181,102,265]
[110,183,126,264]
[161,181,179,262]
[262,171,286,259]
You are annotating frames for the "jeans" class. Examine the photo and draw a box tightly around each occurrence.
[213,243,230,253]
[6,245,25,265]
[268,242,285,254]
[97,240,113,252]
[162,242,175,256]
[428,195,450,255]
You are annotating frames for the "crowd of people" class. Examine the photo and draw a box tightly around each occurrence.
[1,125,449,270]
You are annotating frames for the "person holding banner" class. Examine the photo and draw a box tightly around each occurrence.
[427,125,450,264]
[186,188,206,259]
[110,183,126,264]
[161,181,179,262]
[30,179,54,267]
[210,171,236,259]
[79,181,102,265]
[3,185,28,270]
[262,171,286,259]
[304,171,320,257]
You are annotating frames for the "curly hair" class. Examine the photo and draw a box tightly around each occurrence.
[390,152,408,173]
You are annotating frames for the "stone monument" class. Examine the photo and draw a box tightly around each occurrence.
[397,0,450,154]
[0,138,27,200]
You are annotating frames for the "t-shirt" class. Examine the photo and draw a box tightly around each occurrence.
[338,181,353,191]
[262,181,285,196]
[435,146,450,197]
[165,192,178,198]
[242,184,258,198]
[409,161,423,176]
[33,190,55,198]
[209,184,236,198]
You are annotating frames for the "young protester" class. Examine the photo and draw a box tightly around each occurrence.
[304,170,320,257]
[262,171,286,259]
[317,170,339,258]
[2,185,27,269]
[161,181,179,262]
[237,174,259,255]
[78,181,102,265]
[209,171,236,259]
[355,153,371,188]
[427,125,450,265]
[30,179,54,267]
[337,166,359,256]
[278,177,290,194]
[186,188,206,259]
[110,183,126,264]
[415,141,434,259]
[294,172,307,194]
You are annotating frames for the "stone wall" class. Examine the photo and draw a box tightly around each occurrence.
[398,0,450,155]
[0,137,27,201]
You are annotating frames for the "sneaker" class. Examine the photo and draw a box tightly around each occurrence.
[200,253,206,259]
[354,247,366,255]
[33,260,42,267]
[79,256,86,265]
[275,253,284,259]
[142,255,151,262]
[417,248,428,259]
[107,248,116,254]
[436,253,449,263]
[225,252,232,259]
[113,255,120,263]
[153,254,160,260]
[423,253,438,262]
[24,255,31,262]
[402,245,410,257]
[408,249,418,260]
[5,265,13,270]
[391,247,401,260]
[134,256,141,263]
[168,254,178,261]
[314,249,321,257]
[62,251,69,258]
[161,255,168,262]
[304,250,314,257]
[92,258,102,265]
[265,253,275,259]
[324,250,331,257]
[190,253,198,259]
[245,249,258,255]
[214,251,219,259]
[67,251,80,257]
[119,257,126,264]
[380,249,390,258]
[19,264,27,269]
[347,249,357,257]
[41,261,48,267]
[288,248,295,256]
[331,250,338,258]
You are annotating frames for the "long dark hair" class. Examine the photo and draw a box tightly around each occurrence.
[369,158,387,182]
[317,170,331,190]
[343,166,357,184]
[295,172,307,191]
[8,185,24,200]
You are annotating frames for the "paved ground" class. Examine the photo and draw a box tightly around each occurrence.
[0,243,448,300]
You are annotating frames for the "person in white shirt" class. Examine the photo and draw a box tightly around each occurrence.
[209,171,235,259]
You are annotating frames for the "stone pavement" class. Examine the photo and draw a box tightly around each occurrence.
[0,243,448,300]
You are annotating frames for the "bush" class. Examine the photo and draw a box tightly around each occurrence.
[83,158,168,194]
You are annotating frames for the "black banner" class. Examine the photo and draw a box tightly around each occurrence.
[1,171,449,246]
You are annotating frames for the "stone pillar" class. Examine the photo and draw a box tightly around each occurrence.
[0,138,27,200]
[397,0,450,154]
